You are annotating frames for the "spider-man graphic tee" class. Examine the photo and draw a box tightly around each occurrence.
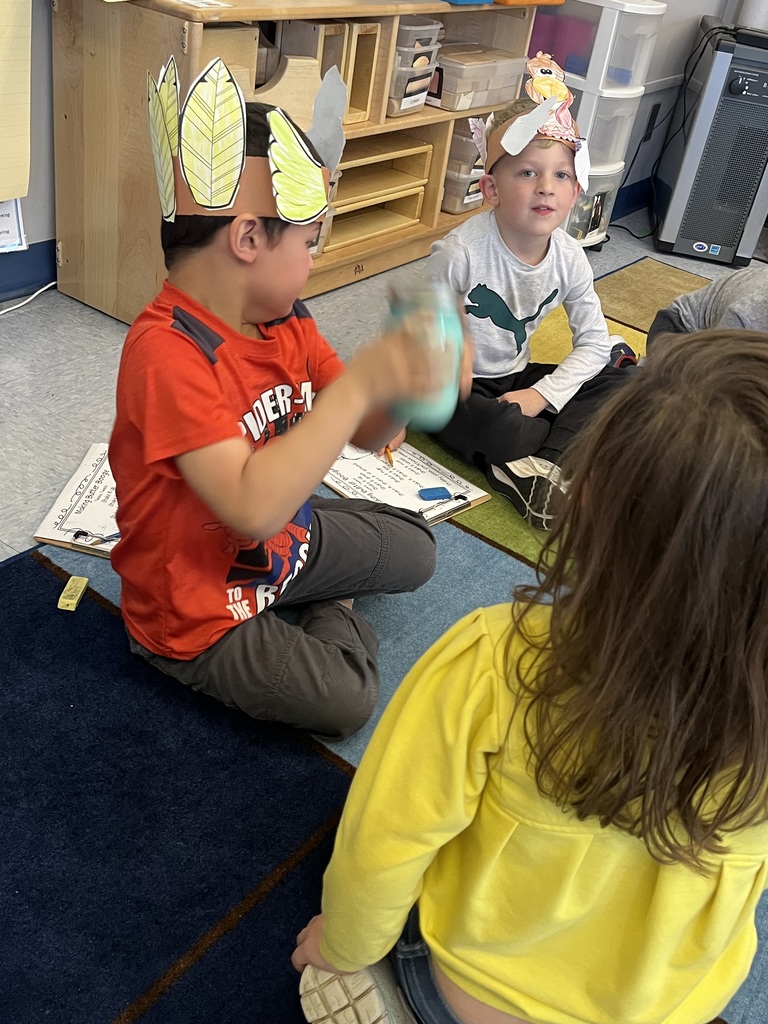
[109,281,345,659]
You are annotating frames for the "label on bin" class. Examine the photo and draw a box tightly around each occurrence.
[464,178,481,204]
[400,92,426,111]
[398,69,435,110]
[404,70,433,97]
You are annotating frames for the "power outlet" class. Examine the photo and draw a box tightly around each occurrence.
[642,102,662,143]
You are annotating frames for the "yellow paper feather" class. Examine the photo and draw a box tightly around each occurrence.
[159,56,179,156]
[267,109,328,225]
[179,58,246,210]
[147,71,176,221]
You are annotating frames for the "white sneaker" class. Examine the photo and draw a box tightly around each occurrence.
[487,455,566,531]
[299,962,417,1024]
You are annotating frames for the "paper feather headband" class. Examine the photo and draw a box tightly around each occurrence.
[469,52,590,191]
[147,57,345,224]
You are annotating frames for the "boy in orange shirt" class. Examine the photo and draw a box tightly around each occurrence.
[109,60,467,739]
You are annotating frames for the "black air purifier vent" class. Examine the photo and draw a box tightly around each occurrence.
[680,98,768,247]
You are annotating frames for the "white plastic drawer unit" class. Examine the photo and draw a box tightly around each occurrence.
[569,84,644,166]
[529,0,667,91]
[565,160,624,241]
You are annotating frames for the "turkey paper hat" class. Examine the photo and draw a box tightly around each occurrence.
[470,52,590,191]
[147,56,347,224]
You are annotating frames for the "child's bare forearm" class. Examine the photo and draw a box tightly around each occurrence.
[499,387,549,417]
[352,409,406,452]
[178,326,449,539]
[238,373,377,537]
[177,373,374,541]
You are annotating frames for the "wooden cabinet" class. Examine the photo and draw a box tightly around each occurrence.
[51,0,562,324]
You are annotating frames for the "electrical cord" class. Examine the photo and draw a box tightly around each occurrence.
[646,23,730,236]
[618,23,726,193]
[0,281,56,316]
[611,23,730,241]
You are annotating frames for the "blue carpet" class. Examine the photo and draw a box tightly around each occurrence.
[7,534,768,1022]
[1,549,350,1024]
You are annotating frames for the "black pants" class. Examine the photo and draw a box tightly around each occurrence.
[646,307,688,349]
[435,362,630,467]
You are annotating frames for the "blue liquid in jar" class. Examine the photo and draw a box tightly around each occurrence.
[389,284,464,432]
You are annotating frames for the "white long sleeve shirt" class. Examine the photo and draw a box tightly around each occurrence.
[427,211,611,411]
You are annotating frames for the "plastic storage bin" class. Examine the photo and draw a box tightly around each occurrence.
[387,61,438,116]
[441,167,483,214]
[394,41,441,71]
[426,44,527,112]
[569,84,643,165]
[565,160,624,241]
[528,0,666,91]
[396,15,442,50]
[447,125,484,175]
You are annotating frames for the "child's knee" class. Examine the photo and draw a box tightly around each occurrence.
[399,514,438,590]
[484,403,550,464]
[411,521,437,586]
[333,687,378,739]
[311,673,379,740]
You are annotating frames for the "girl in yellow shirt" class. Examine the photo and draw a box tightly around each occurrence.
[293,329,768,1024]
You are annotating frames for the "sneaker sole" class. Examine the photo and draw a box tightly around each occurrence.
[300,963,418,1024]
[300,965,397,1024]
[488,465,558,532]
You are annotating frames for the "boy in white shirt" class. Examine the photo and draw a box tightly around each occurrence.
[428,63,629,530]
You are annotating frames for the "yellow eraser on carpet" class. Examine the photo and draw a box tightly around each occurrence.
[58,575,89,611]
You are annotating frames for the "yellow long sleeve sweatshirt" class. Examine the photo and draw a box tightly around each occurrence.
[319,604,768,1024]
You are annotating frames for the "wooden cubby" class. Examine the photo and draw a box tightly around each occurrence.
[51,0,563,324]
[334,134,432,208]
[326,190,425,252]
[280,19,349,80]
[342,22,381,123]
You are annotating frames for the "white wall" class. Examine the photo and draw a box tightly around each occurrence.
[21,0,55,246]
[645,0,732,93]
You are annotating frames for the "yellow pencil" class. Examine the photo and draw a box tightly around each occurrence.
[384,445,394,467]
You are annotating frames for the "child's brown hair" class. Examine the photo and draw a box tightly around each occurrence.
[515,330,768,869]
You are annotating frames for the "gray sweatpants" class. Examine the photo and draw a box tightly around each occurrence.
[128,496,436,739]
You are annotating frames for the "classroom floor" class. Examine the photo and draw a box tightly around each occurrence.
[1,208,765,562]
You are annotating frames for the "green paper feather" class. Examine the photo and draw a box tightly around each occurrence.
[179,58,246,210]
[267,109,328,225]
[147,68,176,221]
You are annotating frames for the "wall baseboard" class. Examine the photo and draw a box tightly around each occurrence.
[0,240,57,303]
[0,188,651,306]
[612,178,652,223]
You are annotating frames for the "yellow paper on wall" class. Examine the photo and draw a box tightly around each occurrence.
[0,0,31,202]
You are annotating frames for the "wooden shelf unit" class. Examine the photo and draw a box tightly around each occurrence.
[334,134,433,210]
[52,0,562,323]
